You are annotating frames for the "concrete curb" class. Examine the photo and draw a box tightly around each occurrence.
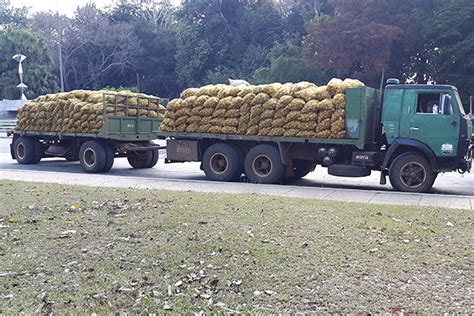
[1,168,472,210]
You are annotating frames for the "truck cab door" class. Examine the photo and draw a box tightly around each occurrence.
[408,91,460,157]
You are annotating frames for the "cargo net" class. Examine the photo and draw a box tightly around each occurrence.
[15,90,166,134]
[160,78,364,139]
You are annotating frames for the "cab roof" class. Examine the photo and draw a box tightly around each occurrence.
[385,84,457,91]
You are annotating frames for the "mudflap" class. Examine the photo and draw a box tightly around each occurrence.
[10,135,17,160]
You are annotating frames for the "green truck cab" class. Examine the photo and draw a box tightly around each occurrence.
[163,80,472,193]
[379,82,472,191]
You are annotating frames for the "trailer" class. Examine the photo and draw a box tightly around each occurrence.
[9,92,166,173]
[162,81,472,193]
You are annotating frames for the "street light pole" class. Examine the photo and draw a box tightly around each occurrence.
[57,11,65,92]
[12,53,28,100]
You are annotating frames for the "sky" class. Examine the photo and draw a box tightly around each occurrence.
[12,0,180,16]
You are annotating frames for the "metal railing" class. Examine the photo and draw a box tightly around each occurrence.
[0,119,16,135]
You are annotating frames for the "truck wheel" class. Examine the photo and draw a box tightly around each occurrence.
[292,160,313,179]
[202,143,242,181]
[244,144,284,184]
[127,151,153,169]
[101,142,115,172]
[389,152,436,193]
[148,149,159,168]
[79,141,107,173]
[14,137,37,164]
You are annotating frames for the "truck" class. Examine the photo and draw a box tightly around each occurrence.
[162,79,472,193]
[9,92,166,173]
[8,80,473,193]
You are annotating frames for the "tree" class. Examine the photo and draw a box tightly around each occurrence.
[303,0,401,85]
[0,28,58,99]
[253,37,327,84]
[175,0,286,87]
[0,0,28,28]
[108,0,179,97]
[61,4,142,90]
[422,0,474,103]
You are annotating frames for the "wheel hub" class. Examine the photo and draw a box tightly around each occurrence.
[17,143,25,159]
[253,155,272,177]
[83,148,96,167]
[210,153,228,174]
[400,162,426,188]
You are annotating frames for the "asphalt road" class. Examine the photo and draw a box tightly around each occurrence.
[2,136,474,197]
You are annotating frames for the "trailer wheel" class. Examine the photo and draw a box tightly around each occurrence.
[244,144,284,184]
[101,142,115,172]
[127,151,153,169]
[202,143,242,181]
[389,152,436,193]
[148,149,159,168]
[14,137,37,164]
[79,141,107,173]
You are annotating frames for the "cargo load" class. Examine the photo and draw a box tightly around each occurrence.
[15,90,166,134]
[160,78,364,139]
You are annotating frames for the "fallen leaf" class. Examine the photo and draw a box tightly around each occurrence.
[93,293,107,301]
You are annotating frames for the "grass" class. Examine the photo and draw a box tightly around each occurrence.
[0,180,472,313]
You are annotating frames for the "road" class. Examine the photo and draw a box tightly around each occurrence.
[2,137,474,209]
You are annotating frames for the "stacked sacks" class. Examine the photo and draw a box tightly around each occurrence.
[160,78,365,139]
[16,90,166,134]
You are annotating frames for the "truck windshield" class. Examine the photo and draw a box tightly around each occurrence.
[454,90,466,115]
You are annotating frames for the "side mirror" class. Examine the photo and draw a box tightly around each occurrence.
[441,94,452,115]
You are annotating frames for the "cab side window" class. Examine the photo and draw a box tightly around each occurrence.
[416,93,441,114]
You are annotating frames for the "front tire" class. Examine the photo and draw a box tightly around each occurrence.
[244,144,284,184]
[389,152,436,193]
[202,143,243,181]
[79,141,107,173]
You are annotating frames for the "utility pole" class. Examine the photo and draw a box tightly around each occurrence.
[57,11,65,92]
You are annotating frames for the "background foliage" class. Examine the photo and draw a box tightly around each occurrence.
[0,0,473,104]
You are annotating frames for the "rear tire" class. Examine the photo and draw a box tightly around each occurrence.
[389,152,435,193]
[244,144,284,184]
[79,141,107,173]
[14,137,37,164]
[101,142,115,172]
[202,143,242,181]
[127,150,153,169]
